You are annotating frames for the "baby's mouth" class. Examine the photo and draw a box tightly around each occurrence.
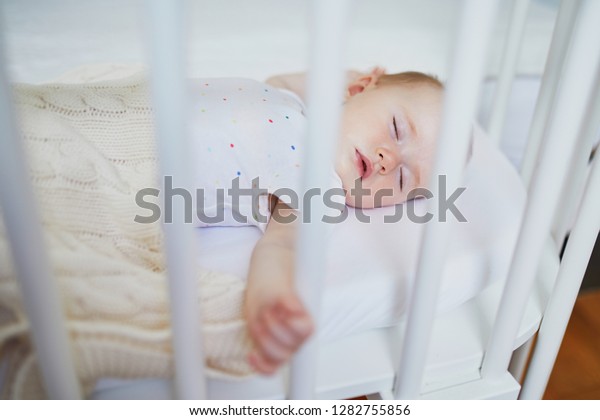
[355,149,373,179]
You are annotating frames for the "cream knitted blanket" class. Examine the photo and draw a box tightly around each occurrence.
[0,73,254,399]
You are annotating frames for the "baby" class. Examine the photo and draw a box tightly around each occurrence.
[190,68,444,374]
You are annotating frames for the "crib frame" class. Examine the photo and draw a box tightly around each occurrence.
[1,0,599,400]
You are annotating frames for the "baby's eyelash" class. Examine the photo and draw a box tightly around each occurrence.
[400,168,404,190]
[393,117,399,140]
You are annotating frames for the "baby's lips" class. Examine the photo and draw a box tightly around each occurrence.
[355,149,365,178]
[355,149,373,179]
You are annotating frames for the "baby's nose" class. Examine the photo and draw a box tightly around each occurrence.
[375,147,401,174]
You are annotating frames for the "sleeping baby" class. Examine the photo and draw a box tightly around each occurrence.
[189,68,444,374]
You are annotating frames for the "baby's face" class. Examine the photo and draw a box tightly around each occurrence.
[335,81,442,208]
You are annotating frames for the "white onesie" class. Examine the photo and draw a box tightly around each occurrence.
[189,78,344,231]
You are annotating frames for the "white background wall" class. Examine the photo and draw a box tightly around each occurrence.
[2,0,559,84]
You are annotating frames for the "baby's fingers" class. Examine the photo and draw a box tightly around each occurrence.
[273,299,314,342]
[263,308,297,348]
[251,314,294,362]
[248,350,279,375]
[285,316,314,341]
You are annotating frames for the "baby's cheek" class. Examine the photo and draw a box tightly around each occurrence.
[341,180,403,209]
[368,185,402,208]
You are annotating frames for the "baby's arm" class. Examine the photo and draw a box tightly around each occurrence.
[265,72,309,102]
[244,197,313,374]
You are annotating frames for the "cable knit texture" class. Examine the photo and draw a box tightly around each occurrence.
[0,70,254,399]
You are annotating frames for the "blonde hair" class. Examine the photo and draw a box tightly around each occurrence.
[378,71,443,90]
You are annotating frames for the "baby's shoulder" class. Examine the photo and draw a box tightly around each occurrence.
[189,77,305,113]
[189,77,266,91]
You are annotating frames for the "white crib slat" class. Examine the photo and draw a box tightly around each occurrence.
[481,0,600,382]
[551,72,600,243]
[393,0,500,400]
[487,0,530,145]
[520,0,581,186]
[145,0,207,400]
[519,139,600,400]
[0,33,81,398]
[289,0,348,400]
[508,338,535,383]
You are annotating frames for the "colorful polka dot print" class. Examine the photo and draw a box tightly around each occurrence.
[192,77,313,231]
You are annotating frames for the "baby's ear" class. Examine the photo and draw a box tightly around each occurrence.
[370,66,386,78]
[346,70,382,97]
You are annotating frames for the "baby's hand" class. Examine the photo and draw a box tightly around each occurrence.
[246,292,313,374]
[244,199,313,375]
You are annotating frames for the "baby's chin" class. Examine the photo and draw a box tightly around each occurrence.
[344,192,409,209]
[344,195,377,209]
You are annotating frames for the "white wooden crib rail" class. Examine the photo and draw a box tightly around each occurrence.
[0,19,82,399]
[0,0,599,400]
